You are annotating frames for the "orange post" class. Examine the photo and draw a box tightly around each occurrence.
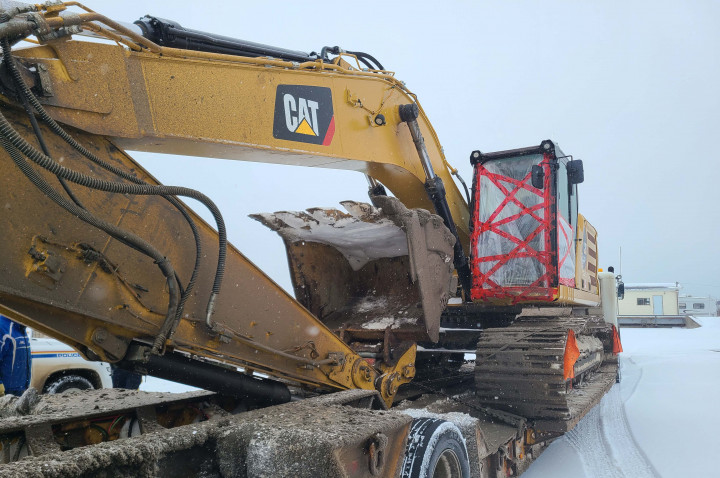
[612,325,623,354]
[563,329,580,380]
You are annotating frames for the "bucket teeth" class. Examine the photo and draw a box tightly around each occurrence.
[339,200,384,221]
[251,197,456,343]
[251,203,408,270]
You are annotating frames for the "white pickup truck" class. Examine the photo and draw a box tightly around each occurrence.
[29,335,113,393]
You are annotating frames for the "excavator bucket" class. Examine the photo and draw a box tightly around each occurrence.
[251,196,456,343]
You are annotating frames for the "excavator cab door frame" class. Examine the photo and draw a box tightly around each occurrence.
[468,140,568,304]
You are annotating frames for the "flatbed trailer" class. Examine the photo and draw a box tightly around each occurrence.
[0,387,530,477]
[0,355,618,477]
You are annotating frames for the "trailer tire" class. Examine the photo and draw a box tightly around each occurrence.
[401,417,470,478]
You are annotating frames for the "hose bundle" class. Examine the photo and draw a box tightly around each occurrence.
[0,25,227,354]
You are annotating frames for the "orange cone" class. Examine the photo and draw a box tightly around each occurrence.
[612,325,623,354]
[563,329,580,381]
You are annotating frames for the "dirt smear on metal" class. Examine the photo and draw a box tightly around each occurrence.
[0,389,411,478]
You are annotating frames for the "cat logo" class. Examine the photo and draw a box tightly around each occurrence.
[273,85,335,146]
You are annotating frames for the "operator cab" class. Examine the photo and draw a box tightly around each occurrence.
[469,140,596,304]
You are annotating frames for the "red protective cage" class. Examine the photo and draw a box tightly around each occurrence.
[470,145,560,303]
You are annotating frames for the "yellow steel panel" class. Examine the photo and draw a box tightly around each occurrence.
[0,108,372,391]
[13,40,470,251]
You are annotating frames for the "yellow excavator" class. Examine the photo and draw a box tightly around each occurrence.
[0,3,622,477]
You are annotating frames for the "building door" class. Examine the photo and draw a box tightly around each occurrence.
[653,295,664,315]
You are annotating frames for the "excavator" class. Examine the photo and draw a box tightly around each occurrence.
[0,2,622,477]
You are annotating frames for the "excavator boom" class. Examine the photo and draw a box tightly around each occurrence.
[7,15,471,247]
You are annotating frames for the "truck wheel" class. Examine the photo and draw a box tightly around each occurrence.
[44,374,94,394]
[401,418,470,478]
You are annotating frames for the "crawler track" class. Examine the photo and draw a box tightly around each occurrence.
[474,313,617,433]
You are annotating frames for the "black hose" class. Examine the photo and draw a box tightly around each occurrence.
[320,46,385,71]
[11,62,85,209]
[1,34,181,343]
[0,32,84,208]
[347,50,385,71]
[1,37,206,332]
[0,111,225,289]
[320,46,339,61]
[2,47,143,182]
[0,135,180,348]
[0,109,225,347]
[453,171,471,204]
[354,55,376,71]
[0,14,219,352]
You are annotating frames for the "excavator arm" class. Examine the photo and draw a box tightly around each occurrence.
[0,3,469,404]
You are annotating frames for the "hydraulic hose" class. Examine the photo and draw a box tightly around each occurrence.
[347,50,385,71]
[0,109,226,345]
[0,111,225,263]
[320,46,385,71]
[0,36,205,325]
[1,37,209,341]
[8,54,85,209]
[0,135,180,354]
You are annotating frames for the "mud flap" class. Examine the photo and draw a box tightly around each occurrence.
[251,196,456,343]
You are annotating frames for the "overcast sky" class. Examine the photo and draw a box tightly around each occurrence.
[91,1,720,298]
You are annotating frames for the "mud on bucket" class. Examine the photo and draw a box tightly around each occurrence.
[251,196,456,343]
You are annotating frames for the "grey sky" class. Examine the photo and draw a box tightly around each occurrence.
[92,1,720,298]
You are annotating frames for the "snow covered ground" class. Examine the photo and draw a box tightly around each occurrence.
[524,317,720,478]
[138,318,720,477]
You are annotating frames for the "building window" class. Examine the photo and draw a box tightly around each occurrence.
[637,298,650,306]
[693,303,705,309]
[679,303,686,309]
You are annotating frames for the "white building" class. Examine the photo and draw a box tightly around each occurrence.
[678,295,718,316]
[618,283,680,317]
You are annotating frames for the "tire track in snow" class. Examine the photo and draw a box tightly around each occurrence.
[565,384,658,478]
[565,398,623,478]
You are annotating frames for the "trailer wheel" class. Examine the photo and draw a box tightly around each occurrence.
[401,418,470,478]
